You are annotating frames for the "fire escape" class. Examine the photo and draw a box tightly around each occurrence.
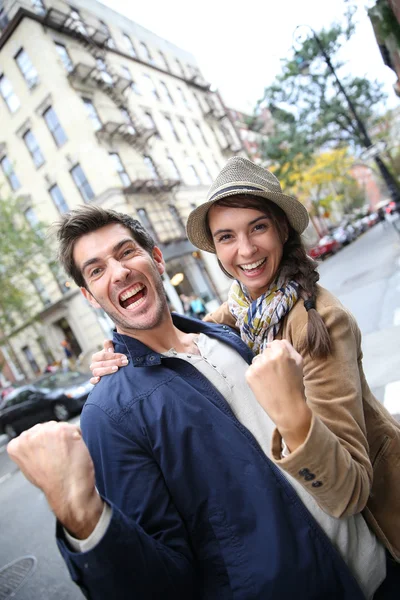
[202,94,242,155]
[39,6,196,256]
[41,8,180,194]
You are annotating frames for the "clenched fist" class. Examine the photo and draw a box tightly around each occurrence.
[8,421,104,539]
[246,340,312,452]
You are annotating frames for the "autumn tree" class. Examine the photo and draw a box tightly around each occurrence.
[253,4,390,190]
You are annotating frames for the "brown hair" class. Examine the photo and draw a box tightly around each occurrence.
[56,205,155,289]
[206,195,331,358]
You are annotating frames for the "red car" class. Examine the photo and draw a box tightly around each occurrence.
[309,236,341,260]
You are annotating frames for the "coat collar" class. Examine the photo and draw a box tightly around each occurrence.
[112,314,243,367]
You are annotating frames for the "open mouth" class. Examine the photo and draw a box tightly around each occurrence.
[239,258,266,274]
[119,283,147,310]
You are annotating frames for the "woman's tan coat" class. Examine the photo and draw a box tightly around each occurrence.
[205,285,400,560]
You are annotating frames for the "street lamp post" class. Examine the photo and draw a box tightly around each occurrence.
[294,25,400,205]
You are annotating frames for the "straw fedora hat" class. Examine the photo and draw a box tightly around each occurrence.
[186,156,309,253]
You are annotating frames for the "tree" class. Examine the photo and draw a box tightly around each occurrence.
[253,4,388,188]
[0,193,53,376]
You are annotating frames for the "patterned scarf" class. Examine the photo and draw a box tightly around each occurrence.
[228,276,299,355]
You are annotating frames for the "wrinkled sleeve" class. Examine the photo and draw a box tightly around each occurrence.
[271,305,372,518]
[56,403,195,599]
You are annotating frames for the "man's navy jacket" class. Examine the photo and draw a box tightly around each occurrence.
[57,315,364,599]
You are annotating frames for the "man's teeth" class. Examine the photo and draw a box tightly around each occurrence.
[120,283,144,301]
[240,258,266,271]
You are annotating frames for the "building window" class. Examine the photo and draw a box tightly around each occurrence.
[0,74,20,113]
[160,81,174,105]
[177,87,190,109]
[70,164,94,202]
[96,58,113,85]
[120,66,141,94]
[175,58,185,77]
[32,277,51,306]
[55,43,73,73]
[22,345,40,374]
[67,8,87,35]
[15,49,39,89]
[143,112,159,137]
[143,155,158,179]
[179,118,194,145]
[120,107,136,135]
[0,155,20,190]
[43,107,67,147]
[49,184,69,214]
[99,21,115,48]
[168,204,186,236]
[186,164,201,186]
[194,121,209,146]
[158,51,169,71]
[24,207,40,229]
[123,34,136,57]
[137,208,158,241]
[140,42,154,64]
[82,98,102,131]
[32,0,46,15]
[109,153,131,186]
[49,261,69,294]
[142,74,159,100]
[199,159,213,183]
[164,116,180,142]
[167,156,180,179]
[23,130,45,168]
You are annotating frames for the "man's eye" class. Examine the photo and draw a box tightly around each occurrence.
[122,248,134,257]
[90,267,102,277]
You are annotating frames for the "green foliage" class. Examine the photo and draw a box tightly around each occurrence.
[255,5,387,188]
[0,193,53,333]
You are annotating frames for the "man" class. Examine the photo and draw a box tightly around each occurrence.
[8,206,365,599]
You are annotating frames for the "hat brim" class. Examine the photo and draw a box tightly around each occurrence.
[186,187,309,253]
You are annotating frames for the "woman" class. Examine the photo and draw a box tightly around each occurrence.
[89,157,400,597]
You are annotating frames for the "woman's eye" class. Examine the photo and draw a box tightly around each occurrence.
[253,223,267,232]
[217,234,232,242]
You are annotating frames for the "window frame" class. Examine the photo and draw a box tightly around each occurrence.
[82,97,102,131]
[0,155,21,190]
[55,42,73,73]
[15,48,39,89]
[23,129,45,168]
[109,152,131,187]
[43,106,67,147]
[70,164,95,203]
[0,74,20,113]
[49,184,69,214]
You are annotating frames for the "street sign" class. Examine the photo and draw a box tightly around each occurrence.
[359,141,387,161]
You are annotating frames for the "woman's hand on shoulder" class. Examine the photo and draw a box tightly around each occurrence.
[89,339,128,384]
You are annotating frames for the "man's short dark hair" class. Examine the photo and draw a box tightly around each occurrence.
[57,205,156,288]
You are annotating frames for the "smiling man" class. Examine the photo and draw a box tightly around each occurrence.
[7,205,367,600]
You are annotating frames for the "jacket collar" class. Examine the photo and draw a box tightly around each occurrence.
[112,314,241,368]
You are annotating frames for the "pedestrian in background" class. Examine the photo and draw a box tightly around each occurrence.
[91,158,400,596]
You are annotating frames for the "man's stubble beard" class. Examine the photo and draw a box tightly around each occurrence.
[91,269,169,333]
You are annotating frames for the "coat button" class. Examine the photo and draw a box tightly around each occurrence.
[222,325,228,330]
[304,473,316,481]
[312,481,323,488]
[298,468,310,476]
[149,356,155,361]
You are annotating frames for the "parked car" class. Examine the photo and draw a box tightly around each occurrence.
[332,226,352,246]
[0,371,93,439]
[309,235,341,260]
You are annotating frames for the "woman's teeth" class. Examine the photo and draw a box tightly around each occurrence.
[240,258,266,272]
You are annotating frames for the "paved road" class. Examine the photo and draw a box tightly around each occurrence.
[0,222,399,599]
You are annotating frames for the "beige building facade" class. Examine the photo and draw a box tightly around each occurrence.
[0,0,243,381]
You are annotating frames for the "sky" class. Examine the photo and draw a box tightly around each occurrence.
[100,0,398,114]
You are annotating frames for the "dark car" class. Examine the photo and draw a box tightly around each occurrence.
[0,371,93,439]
